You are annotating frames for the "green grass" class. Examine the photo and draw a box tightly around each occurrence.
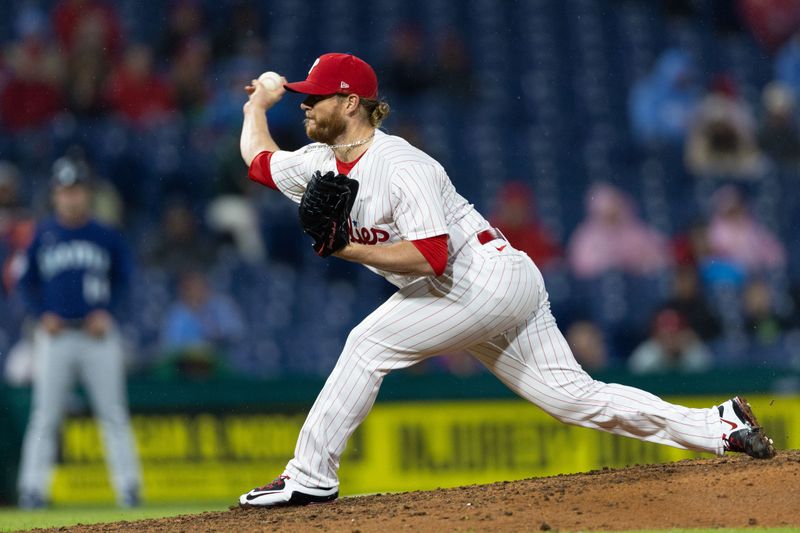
[0,503,229,531]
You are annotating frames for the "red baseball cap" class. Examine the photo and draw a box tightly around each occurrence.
[284,53,378,99]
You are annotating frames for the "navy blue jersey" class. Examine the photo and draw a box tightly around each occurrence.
[19,217,133,320]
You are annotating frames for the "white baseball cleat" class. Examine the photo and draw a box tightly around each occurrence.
[239,474,338,508]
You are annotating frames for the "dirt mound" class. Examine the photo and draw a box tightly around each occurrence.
[42,450,800,532]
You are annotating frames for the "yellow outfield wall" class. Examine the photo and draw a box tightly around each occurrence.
[51,395,800,503]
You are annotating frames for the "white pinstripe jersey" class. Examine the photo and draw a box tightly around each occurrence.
[270,129,491,287]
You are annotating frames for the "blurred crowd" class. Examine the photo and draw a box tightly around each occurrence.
[2,0,800,383]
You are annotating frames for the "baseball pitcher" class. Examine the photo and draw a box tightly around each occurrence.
[238,53,775,508]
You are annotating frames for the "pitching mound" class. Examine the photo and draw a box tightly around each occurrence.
[48,450,800,532]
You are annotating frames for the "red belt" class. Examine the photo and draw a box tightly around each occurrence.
[477,228,505,244]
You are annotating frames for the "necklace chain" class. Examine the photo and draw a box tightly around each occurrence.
[307,132,375,154]
[328,132,374,150]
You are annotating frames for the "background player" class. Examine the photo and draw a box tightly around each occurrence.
[238,53,775,508]
[16,155,141,509]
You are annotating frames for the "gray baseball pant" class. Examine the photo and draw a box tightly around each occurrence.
[17,326,141,503]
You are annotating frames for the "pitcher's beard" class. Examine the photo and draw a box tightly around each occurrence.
[305,113,347,145]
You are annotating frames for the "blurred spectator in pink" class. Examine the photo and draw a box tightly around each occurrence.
[628,308,713,374]
[104,44,175,127]
[489,181,562,269]
[757,81,800,163]
[707,185,786,275]
[52,0,122,58]
[0,37,63,132]
[685,74,767,180]
[567,183,671,279]
[565,320,609,371]
[739,0,800,53]
[673,219,748,290]
[628,48,702,147]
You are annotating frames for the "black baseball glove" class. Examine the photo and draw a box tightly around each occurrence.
[299,170,359,257]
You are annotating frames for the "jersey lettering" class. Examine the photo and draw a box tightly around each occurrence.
[38,240,111,280]
[350,226,390,245]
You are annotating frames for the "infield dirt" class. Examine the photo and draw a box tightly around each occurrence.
[34,449,800,532]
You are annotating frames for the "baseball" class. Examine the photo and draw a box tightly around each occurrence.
[258,71,282,91]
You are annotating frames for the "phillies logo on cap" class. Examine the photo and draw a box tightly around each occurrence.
[284,53,378,99]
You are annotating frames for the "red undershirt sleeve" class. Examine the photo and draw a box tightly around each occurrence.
[247,150,277,190]
[411,234,449,276]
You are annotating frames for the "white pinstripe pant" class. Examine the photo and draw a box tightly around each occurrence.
[285,238,723,488]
